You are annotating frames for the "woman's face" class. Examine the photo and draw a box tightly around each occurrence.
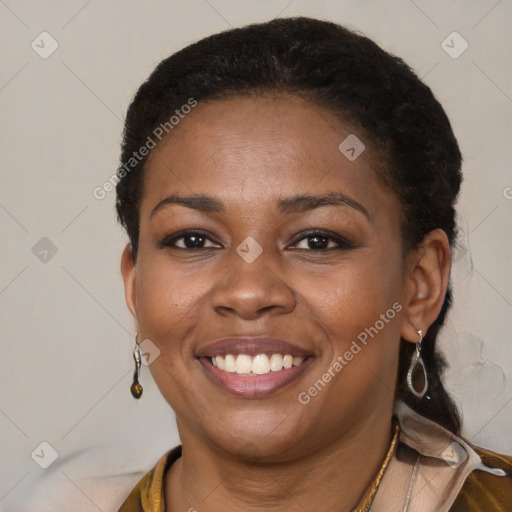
[123,94,410,460]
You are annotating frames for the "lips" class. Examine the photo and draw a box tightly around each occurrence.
[196,336,315,398]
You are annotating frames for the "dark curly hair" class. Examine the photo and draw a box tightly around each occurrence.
[115,16,463,434]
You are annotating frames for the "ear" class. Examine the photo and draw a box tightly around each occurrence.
[401,229,451,343]
[121,243,138,326]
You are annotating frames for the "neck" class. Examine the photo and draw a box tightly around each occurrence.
[165,410,395,512]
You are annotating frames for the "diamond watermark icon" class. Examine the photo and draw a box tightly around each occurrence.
[236,236,263,263]
[31,441,59,469]
[139,338,161,366]
[32,237,58,263]
[31,31,59,59]
[441,32,468,59]
[441,442,468,468]
[338,134,365,161]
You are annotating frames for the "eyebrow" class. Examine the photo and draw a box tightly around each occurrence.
[150,192,371,221]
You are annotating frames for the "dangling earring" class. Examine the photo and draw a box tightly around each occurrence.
[407,329,428,398]
[130,332,143,399]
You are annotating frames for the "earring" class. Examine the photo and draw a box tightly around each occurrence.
[130,332,143,399]
[407,329,428,398]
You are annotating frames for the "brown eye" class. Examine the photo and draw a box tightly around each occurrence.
[289,230,354,251]
[159,230,221,250]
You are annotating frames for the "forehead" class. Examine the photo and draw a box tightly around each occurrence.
[140,94,391,217]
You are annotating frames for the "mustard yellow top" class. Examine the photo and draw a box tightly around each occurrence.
[118,402,512,512]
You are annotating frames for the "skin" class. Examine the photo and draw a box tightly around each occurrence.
[121,94,451,511]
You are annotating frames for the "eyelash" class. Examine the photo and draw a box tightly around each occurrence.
[158,229,354,251]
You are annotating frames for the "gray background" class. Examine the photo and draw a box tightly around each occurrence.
[1,1,511,510]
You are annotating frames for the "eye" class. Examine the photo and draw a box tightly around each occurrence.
[159,229,222,250]
[288,230,354,251]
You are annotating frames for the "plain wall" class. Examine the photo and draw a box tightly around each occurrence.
[1,1,511,510]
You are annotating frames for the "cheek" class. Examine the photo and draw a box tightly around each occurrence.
[308,251,402,324]
[297,258,403,414]
[133,255,207,409]
[134,253,202,356]
[304,250,404,369]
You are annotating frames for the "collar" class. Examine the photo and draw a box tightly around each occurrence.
[369,400,506,512]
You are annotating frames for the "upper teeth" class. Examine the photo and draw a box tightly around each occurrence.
[211,354,305,375]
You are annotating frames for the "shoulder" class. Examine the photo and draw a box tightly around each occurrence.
[118,446,182,512]
[450,445,512,512]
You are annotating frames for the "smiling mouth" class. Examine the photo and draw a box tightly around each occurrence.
[199,353,314,398]
[210,353,307,376]
[196,336,315,397]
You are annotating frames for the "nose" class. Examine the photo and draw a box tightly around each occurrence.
[210,246,296,320]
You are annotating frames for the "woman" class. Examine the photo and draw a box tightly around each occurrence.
[115,17,511,511]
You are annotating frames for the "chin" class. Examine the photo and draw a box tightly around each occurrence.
[205,405,312,463]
